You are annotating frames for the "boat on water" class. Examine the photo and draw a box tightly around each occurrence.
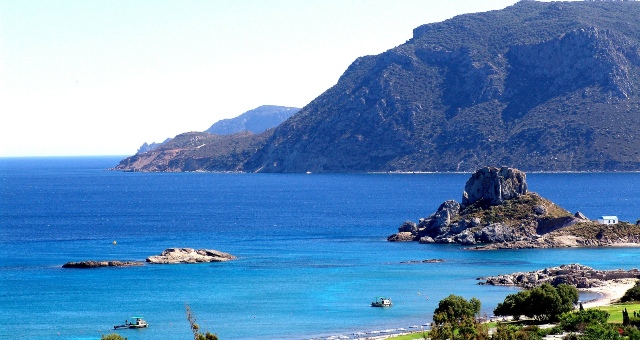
[371,296,392,307]
[114,317,148,329]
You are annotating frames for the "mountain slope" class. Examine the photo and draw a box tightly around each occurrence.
[244,1,640,172]
[205,105,299,135]
[113,131,271,172]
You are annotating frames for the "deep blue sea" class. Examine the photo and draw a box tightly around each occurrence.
[1,157,639,340]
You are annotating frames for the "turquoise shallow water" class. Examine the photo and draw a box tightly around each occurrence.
[1,157,639,339]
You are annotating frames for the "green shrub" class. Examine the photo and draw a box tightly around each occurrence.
[559,309,610,332]
[579,323,622,340]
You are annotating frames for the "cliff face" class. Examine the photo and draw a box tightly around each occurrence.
[244,1,640,172]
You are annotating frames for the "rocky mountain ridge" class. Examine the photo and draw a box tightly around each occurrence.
[205,105,299,135]
[115,1,640,173]
[388,166,640,249]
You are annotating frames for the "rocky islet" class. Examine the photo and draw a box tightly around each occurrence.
[388,166,639,249]
[62,248,236,268]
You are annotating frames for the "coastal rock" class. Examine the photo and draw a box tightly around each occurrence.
[455,229,477,245]
[479,264,640,289]
[574,211,589,220]
[418,236,435,244]
[533,205,547,216]
[398,221,418,233]
[146,248,236,264]
[461,166,528,208]
[388,232,416,242]
[62,260,144,269]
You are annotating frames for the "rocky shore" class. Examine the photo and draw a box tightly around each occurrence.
[478,263,640,289]
[388,166,640,249]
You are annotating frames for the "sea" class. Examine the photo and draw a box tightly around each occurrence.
[1,156,639,340]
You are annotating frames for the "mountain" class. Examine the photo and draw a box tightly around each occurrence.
[205,105,300,135]
[113,131,271,172]
[245,0,640,172]
[116,1,640,173]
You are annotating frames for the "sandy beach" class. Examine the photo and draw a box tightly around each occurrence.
[581,278,637,308]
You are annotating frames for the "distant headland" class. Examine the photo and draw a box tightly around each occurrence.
[388,166,640,249]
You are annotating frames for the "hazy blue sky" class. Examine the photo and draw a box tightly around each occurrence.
[1,0,560,157]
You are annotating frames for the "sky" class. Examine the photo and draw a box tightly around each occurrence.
[1,0,562,157]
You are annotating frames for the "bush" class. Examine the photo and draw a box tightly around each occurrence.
[579,323,622,340]
[559,309,610,332]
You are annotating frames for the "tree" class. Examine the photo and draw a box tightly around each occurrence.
[101,334,126,340]
[621,282,640,302]
[494,283,578,322]
[556,284,579,314]
[431,295,486,340]
[186,304,218,340]
[494,290,530,320]
[433,294,481,325]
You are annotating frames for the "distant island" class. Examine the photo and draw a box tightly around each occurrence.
[388,166,640,249]
[113,1,640,173]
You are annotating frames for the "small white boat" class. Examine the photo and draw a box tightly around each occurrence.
[114,317,148,329]
[370,296,392,307]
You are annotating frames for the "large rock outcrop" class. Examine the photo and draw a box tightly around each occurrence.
[146,248,237,264]
[388,166,639,249]
[462,166,528,207]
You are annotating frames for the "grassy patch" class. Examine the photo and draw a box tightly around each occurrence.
[590,302,640,323]
[458,193,571,226]
[387,331,428,340]
[559,222,640,240]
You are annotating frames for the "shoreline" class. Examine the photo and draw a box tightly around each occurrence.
[581,278,637,308]
[309,279,638,340]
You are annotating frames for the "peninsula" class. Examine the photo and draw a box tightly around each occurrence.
[388,166,640,249]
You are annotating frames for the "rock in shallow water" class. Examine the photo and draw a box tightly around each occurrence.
[62,260,144,268]
[146,248,236,264]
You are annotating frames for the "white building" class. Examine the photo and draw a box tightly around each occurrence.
[597,216,619,225]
